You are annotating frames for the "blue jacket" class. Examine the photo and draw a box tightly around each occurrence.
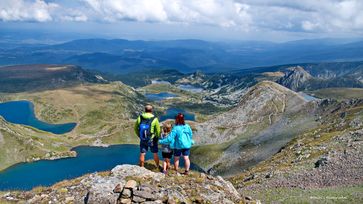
[159,124,194,149]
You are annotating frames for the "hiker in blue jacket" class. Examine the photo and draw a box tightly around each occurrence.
[159,113,194,175]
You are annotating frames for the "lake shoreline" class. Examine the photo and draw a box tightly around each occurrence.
[0,143,204,191]
[0,100,77,134]
[0,141,141,173]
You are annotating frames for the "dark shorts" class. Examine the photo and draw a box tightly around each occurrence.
[162,151,173,159]
[174,149,190,157]
[140,140,158,153]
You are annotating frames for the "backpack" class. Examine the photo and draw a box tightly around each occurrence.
[139,115,155,143]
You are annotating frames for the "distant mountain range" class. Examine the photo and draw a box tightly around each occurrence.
[0,64,106,93]
[113,61,363,105]
[1,38,363,74]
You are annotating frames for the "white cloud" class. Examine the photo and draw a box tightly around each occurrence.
[238,0,363,32]
[0,0,87,22]
[82,0,252,28]
[302,21,319,31]
[0,0,57,22]
[0,0,363,34]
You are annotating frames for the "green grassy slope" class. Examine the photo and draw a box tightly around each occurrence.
[231,99,363,203]
[308,88,363,101]
[0,82,144,171]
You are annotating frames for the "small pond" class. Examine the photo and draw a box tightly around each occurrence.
[299,92,318,102]
[178,84,203,93]
[160,108,195,122]
[145,92,178,101]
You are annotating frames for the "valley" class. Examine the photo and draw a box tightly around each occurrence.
[0,62,362,203]
[2,2,363,202]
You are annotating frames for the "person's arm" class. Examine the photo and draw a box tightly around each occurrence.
[151,118,161,139]
[187,124,194,145]
[154,118,161,138]
[159,129,175,145]
[134,116,141,137]
[186,124,193,139]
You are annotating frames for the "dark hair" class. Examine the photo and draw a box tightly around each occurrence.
[175,113,185,125]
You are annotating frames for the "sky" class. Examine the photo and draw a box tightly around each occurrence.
[1,0,363,42]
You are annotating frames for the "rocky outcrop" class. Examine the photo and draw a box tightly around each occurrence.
[176,71,206,85]
[278,66,313,91]
[1,165,246,204]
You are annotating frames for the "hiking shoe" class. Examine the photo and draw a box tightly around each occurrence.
[183,170,190,175]
[163,170,168,175]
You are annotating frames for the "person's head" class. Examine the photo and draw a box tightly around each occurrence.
[162,123,172,134]
[144,104,153,113]
[175,113,185,125]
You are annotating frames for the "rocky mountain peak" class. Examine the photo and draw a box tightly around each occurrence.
[278,66,313,91]
[176,71,207,85]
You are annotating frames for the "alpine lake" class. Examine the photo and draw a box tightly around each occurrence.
[0,98,197,190]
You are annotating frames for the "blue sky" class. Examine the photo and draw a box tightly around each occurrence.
[1,0,363,42]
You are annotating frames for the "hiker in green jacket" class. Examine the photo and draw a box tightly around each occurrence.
[134,104,161,168]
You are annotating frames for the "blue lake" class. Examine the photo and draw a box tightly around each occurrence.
[0,145,200,191]
[160,108,195,122]
[299,92,318,102]
[145,92,178,101]
[0,100,76,134]
[178,84,203,93]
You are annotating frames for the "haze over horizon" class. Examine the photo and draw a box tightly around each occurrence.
[1,0,363,43]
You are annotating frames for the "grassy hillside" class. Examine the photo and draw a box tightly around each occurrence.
[308,88,363,100]
[231,99,363,203]
[0,64,105,93]
[191,81,319,176]
[0,82,144,171]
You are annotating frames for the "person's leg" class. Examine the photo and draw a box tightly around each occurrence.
[162,159,167,172]
[182,149,191,174]
[153,153,160,168]
[139,153,145,167]
[139,142,148,167]
[173,149,181,171]
[168,151,173,170]
[183,155,190,171]
[166,157,171,170]
[151,139,160,168]
[174,156,180,171]
[163,158,170,172]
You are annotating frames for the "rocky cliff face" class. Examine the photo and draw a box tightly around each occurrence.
[1,165,251,204]
[277,66,313,91]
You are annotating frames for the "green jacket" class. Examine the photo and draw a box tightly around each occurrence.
[134,112,161,139]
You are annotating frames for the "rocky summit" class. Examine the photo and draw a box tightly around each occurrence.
[277,66,313,91]
[1,164,256,204]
